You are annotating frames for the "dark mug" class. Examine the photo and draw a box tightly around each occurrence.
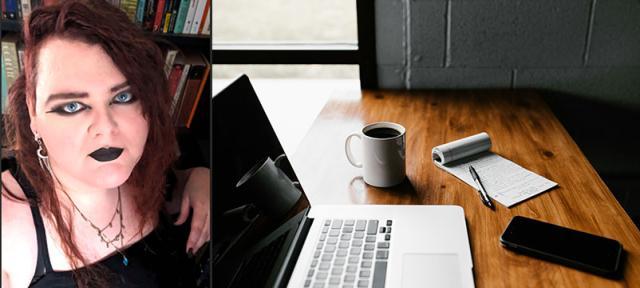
[235,155,302,218]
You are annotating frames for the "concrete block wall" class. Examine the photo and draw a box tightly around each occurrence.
[375,0,640,108]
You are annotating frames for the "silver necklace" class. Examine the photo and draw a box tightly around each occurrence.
[60,186,129,266]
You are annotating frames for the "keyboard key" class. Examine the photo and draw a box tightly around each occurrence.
[352,239,363,247]
[308,269,315,277]
[359,270,371,278]
[330,229,340,237]
[342,227,354,233]
[386,227,391,233]
[323,226,329,233]
[317,271,329,279]
[332,220,343,229]
[339,241,350,249]
[345,219,355,226]
[346,265,357,273]
[320,234,327,241]
[364,244,375,251]
[367,220,379,235]
[376,250,389,259]
[354,231,365,239]
[365,236,376,243]
[320,262,331,270]
[330,276,341,284]
[324,245,336,253]
[340,234,352,241]
[349,247,361,255]
[305,279,311,287]
[384,234,390,241]
[331,268,343,275]
[348,256,359,264]
[361,261,372,268]
[337,249,348,257]
[358,279,369,287]
[386,220,392,226]
[328,237,338,245]
[373,261,388,288]
[311,260,319,267]
[379,227,386,233]
[334,257,346,265]
[377,242,390,249]
[355,220,366,231]
[314,250,322,258]
[322,254,333,261]
[345,274,356,282]
[363,252,373,259]
[325,220,331,226]
[317,242,324,249]
[313,282,324,288]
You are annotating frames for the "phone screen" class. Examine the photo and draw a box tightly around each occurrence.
[500,216,623,275]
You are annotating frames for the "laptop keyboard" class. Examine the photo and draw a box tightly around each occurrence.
[304,219,393,288]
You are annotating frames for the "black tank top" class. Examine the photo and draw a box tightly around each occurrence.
[2,158,197,287]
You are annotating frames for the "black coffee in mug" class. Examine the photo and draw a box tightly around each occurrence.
[365,127,401,138]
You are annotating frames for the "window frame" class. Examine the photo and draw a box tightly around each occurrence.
[211,0,377,89]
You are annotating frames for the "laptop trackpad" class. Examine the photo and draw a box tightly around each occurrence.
[402,253,462,288]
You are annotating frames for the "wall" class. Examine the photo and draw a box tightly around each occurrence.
[375,0,640,108]
[374,0,640,226]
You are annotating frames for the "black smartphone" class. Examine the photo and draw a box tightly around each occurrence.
[500,216,624,278]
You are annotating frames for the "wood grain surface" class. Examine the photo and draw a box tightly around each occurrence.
[291,89,640,287]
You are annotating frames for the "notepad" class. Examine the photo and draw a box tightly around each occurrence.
[432,132,557,207]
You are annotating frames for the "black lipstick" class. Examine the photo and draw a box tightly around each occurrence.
[89,147,123,162]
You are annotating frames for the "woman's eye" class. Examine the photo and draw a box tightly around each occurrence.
[113,91,135,104]
[50,101,87,115]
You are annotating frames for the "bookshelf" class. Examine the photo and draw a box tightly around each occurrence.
[1,3,211,169]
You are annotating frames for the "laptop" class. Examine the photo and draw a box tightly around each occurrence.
[213,75,475,288]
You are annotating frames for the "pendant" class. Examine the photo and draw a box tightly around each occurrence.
[122,255,129,266]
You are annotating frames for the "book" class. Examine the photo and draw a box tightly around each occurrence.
[196,0,209,34]
[170,62,190,116]
[152,0,165,31]
[135,0,146,24]
[142,0,155,30]
[161,0,172,33]
[1,56,8,113]
[20,0,31,21]
[5,0,17,19]
[181,0,197,34]
[199,6,210,35]
[432,132,558,207]
[166,63,183,106]
[172,50,208,127]
[189,0,206,34]
[163,49,178,77]
[168,0,180,32]
[120,0,138,22]
[172,0,189,34]
[1,34,20,92]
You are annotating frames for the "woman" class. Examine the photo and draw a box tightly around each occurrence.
[1,0,210,287]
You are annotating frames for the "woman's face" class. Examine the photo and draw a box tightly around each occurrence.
[29,38,149,190]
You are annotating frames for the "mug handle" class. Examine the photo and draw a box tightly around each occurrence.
[345,133,363,168]
[274,154,301,187]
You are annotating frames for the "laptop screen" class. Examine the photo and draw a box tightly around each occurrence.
[213,75,311,286]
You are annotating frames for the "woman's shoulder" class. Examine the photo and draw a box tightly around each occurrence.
[1,167,39,288]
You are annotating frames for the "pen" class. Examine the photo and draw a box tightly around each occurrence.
[469,165,495,210]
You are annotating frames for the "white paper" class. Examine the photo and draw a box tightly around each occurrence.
[432,133,557,207]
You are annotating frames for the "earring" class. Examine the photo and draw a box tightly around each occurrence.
[34,134,52,173]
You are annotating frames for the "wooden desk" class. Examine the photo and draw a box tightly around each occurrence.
[291,89,640,287]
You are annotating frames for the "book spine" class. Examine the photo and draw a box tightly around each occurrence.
[20,0,30,21]
[143,0,155,30]
[1,57,8,113]
[163,49,178,77]
[120,0,138,22]
[161,0,172,33]
[170,64,190,116]
[152,0,165,32]
[1,36,19,91]
[135,0,146,24]
[201,9,210,35]
[189,0,206,34]
[5,0,16,19]
[175,66,202,126]
[181,0,197,34]
[185,62,209,128]
[167,64,183,100]
[197,1,209,34]
[168,0,180,32]
[172,0,189,34]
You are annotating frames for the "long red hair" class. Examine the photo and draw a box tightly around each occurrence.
[3,0,177,286]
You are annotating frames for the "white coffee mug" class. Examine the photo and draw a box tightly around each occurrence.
[345,122,406,187]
